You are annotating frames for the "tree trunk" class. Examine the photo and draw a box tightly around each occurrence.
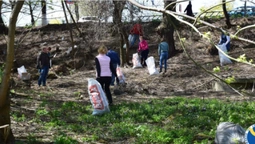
[129,3,134,23]
[41,0,47,26]
[244,1,247,16]
[120,33,126,67]
[156,0,177,58]
[75,2,79,22]
[0,1,8,34]
[63,1,74,49]
[28,1,35,26]
[62,1,76,68]
[64,2,77,25]
[113,1,128,65]
[222,0,232,28]
[0,1,24,143]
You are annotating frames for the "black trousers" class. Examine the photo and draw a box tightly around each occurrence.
[96,77,113,104]
[140,49,149,66]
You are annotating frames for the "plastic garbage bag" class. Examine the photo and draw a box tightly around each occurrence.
[218,44,232,66]
[132,53,143,69]
[128,34,132,43]
[17,65,31,80]
[145,56,159,75]
[116,65,125,84]
[123,35,133,49]
[87,78,110,115]
[215,122,245,144]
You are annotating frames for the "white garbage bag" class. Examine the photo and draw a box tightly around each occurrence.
[132,53,142,69]
[87,78,110,115]
[116,65,125,84]
[17,65,31,80]
[145,56,159,75]
[215,122,245,144]
[218,44,232,66]
[123,34,133,49]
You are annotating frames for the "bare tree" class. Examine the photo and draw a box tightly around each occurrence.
[26,0,40,26]
[113,0,128,65]
[28,1,35,25]
[74,2,79,22]
[41,0,47,26]
[156,0,178,58]
[0,1,24,143]
[61,0,74,51]
[222,0,232,28]
[244,1,247,16]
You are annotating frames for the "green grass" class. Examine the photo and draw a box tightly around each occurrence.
[12,97,255,143]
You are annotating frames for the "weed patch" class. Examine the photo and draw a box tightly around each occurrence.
[12,97,255,143]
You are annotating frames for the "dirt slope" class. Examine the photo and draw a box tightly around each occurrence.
[3,17,255,99]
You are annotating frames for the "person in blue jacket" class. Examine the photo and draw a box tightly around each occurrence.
[158,38,169,73]
[106,48,121,86]
[218,33,231,51]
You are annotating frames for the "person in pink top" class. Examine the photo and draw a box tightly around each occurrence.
[95,45,119,105]
[138,36,149,67]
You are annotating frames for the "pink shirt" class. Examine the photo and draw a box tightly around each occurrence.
[96,54,112,77]
[138,40,148,51]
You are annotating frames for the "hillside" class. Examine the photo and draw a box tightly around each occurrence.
[1,17,255,142]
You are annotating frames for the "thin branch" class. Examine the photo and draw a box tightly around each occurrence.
[164,0,188,10]
[128,0,249,96]
[176,31,244,96]
[205,37,255,68]
[165,10,203,36]
[234,24,255,36]
[128,0,255,62]
[193,0,234,25]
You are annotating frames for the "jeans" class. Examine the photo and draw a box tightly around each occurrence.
[129,34,139,47]
[38,65,49,86]
[111,63,118,85]
[159,52,168,72]
[96,77,113,104]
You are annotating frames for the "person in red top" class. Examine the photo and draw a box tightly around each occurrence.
[138,36,149,67]
[129,23,143,48]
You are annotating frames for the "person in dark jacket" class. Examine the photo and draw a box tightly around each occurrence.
[218,33,231,51]
[37,47,50,86]
[95,45,119,105]
[106,48,120,86]
[184,1,194,17]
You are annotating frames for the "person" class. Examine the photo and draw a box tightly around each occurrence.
[129,23,143,48]
[218,33,231,51]
[95,45,119,105]
[184,1,194,17]
[138,36,149,67]
[158,38,169,73]
[37,47,50,86]
[106,48,120,86]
